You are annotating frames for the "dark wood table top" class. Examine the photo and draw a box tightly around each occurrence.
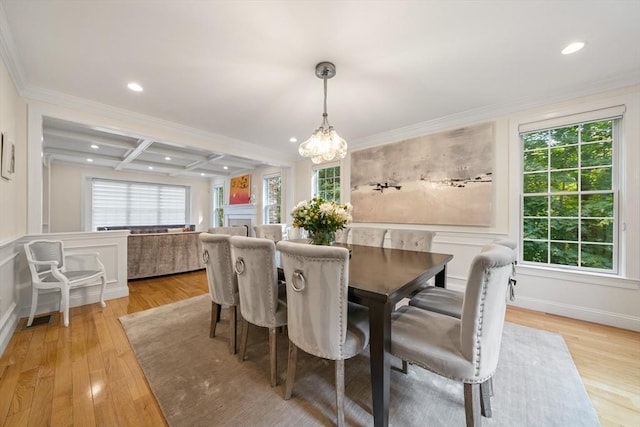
[338,243,453,303]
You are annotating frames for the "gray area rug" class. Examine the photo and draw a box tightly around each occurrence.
[119,295,600,426]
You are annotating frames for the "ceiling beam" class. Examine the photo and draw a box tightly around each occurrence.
[115,139,154,170]
[169,154,225,176]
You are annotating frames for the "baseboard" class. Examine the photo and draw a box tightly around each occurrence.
[510,296,640,332]
[0,302,19,358]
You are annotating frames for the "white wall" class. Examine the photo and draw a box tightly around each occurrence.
[46,161,212,232]
[293,86,640,331]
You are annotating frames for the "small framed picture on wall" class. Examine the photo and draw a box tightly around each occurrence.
[1,133,15,181]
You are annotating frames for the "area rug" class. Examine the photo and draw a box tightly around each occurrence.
[119,295,600,426]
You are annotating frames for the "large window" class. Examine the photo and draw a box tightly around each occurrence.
[91,179,188,229]
[521,118,618,272]
[313,165,340,202]
[263,174,281,224]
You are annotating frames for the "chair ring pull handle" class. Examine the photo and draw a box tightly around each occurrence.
[234,257,245,275]
[291,270,305,292]
[202,249,209,264]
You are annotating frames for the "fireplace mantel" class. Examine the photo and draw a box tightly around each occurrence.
[223,204,257,236]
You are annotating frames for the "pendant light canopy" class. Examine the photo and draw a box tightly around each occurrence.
[298,62,347,164]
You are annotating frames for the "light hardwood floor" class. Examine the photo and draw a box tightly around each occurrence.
[0,271,638,426]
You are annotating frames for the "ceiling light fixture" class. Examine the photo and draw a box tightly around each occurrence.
[298,62,347,164]
[223,166,229,170]
[127,82,144,92]
[289,137,297,143]
[87,158,93,162]
[165,156,171,161]
[90,144,99,149]
[148,166,153,170]
[562,41,585,55]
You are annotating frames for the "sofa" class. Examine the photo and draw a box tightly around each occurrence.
[127,231,204,279]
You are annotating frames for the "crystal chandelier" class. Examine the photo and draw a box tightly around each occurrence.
[298,62,347,164]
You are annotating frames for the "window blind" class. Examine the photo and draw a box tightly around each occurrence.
[91,179,187,229]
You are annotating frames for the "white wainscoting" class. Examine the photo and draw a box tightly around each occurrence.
[0,231,129,356]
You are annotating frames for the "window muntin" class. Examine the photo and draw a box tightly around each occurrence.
[91,179,188,229]
[521,119,617,272]
[263,174,281,224]
[313,165,340,202]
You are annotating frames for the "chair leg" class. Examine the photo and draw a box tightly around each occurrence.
[480,379,492,418]
[27,288,39,327]
[210,302,220,338]
[401,360,409,374]
[335,359,345,427]
[99,274,107,308]
[269,327,278,387]
[284,340,297,400]
[62,287,70,327]
[463,383,481,427]
[228,306,237,355]
[216,303,222,322]
[487,377,494,396]
[239,318,249,362]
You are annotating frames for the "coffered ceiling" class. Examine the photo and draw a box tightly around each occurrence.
[1,1,639,177]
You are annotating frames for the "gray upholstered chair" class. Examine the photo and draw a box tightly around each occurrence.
[350,227,386,247]
[409,239,517,318]
[276,241,370,427]
[24,240,107,327]
[388,229,435,252]
[285,225,305,240]
[199,233,239,354]
[334,226,350,244]
[207,226,248,236]
[230,236,287,387]
[391,244,516,426]
[253,224,284,242]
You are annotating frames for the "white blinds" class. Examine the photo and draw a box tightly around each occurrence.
[91,179,187,229]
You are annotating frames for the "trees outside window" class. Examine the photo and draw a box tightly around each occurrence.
[313,165,340,202]
[521,119,617,272]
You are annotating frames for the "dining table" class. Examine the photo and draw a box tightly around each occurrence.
[280,242,453,427]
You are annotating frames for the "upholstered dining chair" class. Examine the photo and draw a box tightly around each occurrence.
[230,236,287,387]
[409,239,517,318]
[276,241,370,427]
[199,233,239,354]
[24,240,107,327]
[388,229,435,252]
[207,226,248,236]
[334,226,350,244]
[253,224,284,242]
[391,244,516,426]
[350,227,387,247]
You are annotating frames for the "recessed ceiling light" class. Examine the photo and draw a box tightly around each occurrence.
[201,173,205,176]
[289,137,298,143]
[223,166,229,170]
[87,158,93,162]
[128,82,144,92]
[165,156,171,161]
[148,166,153,170]
[562,41,585,55]
[91,144,99,149]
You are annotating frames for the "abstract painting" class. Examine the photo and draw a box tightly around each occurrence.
[229,174,251,205]
[350,122,494,226]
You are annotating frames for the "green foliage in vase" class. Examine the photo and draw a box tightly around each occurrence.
[291,197,352,235]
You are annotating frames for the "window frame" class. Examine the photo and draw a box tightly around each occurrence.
[87,177,190,231]
[312,163,341,202]
[262,173,282,224]
[518,108,623,274]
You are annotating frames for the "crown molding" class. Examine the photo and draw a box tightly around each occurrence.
[0,4,25,91]
[349,71,640,152]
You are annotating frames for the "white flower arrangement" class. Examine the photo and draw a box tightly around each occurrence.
[291,197,353,236]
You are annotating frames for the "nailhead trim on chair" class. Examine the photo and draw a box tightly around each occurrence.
[473,268,492,377]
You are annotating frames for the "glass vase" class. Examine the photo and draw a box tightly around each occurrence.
[308,229,335,246]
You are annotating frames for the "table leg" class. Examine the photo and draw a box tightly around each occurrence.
[435,264,447,288]
[368,300,391,427]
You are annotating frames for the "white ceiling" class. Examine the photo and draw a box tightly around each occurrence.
[1,1,639,175]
